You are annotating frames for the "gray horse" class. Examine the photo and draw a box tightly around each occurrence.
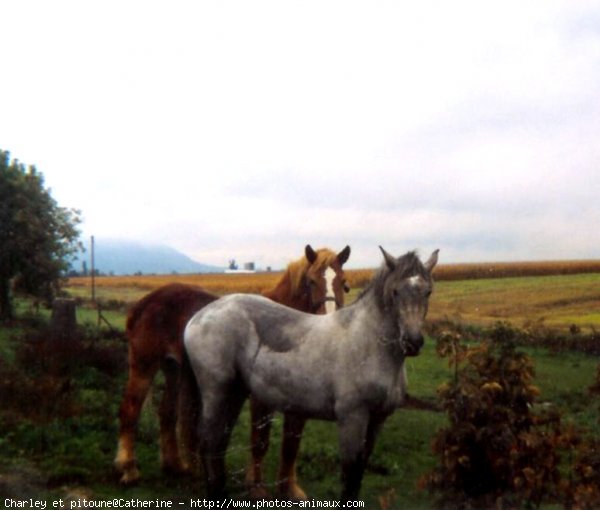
[184,247,438,501]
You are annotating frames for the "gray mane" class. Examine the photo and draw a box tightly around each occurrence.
[355,251,429,310]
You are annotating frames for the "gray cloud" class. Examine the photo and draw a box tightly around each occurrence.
[1,1,599,268]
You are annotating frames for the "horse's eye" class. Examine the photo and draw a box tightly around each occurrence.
[343,283,350,293]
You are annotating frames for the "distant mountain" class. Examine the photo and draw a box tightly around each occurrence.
[71,240,224,275]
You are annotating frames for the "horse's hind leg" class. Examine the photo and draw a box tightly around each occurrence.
[277,414,308,500]
[200,383,247,498]
[245,398,274,499]
[115,363,157,484]
[159,356,187,475]
[178,355,200,475]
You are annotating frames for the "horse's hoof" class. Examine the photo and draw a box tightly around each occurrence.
[244,467,255,487]
[115,457,140,486]
[248,485,272,500]
[118,468,141,486]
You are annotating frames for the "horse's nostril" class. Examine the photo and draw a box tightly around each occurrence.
[406,334,424,355]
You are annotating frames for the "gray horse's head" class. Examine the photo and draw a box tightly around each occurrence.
[377,247,439,356]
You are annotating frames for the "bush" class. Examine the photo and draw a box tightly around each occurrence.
[421,323,600,509]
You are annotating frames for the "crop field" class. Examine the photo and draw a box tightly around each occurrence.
[1,260,599,508]
[67,258,600,296]
[66,259,600,330]
[428,272,600,329]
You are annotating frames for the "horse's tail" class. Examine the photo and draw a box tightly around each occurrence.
[178,349,201,471]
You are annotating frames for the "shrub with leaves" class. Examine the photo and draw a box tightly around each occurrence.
[421,323,564,509]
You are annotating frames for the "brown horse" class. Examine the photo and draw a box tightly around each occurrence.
[114,244,351,496]
[114,283,216,484]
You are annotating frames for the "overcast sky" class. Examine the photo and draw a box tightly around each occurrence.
[1,1,599,269]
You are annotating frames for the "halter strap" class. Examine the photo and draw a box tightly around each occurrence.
[302,275,340,314]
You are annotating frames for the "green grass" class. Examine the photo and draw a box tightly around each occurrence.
[66,285,147,304]
[75,306,127,330]
[527,347,599,431]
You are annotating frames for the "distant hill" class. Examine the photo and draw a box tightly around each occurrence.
[71,240,224,275]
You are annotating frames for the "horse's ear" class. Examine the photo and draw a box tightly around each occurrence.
[425,249,439,272]
[305,245,318,265]
[337,245,351,266]
[379,246,396,271]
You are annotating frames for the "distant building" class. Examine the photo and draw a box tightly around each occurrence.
[224,259,256,274]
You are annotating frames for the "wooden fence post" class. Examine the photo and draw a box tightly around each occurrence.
[51,298,77,341]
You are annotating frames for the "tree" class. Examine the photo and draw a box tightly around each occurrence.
[0,149,82,320]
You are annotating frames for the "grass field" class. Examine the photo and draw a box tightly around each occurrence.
[1,262,599,508]
[428,272,600,329]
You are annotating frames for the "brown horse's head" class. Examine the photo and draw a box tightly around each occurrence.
[292,245,351,314]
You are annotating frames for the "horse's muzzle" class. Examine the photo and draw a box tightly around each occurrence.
[404,334,424,357]
[313,296,340,314]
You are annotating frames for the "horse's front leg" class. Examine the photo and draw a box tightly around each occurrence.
[200,383,248,498]
[364,413,387,466]
[245,398,274,499]
[277,413,308,500]
[337,409,369,503]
